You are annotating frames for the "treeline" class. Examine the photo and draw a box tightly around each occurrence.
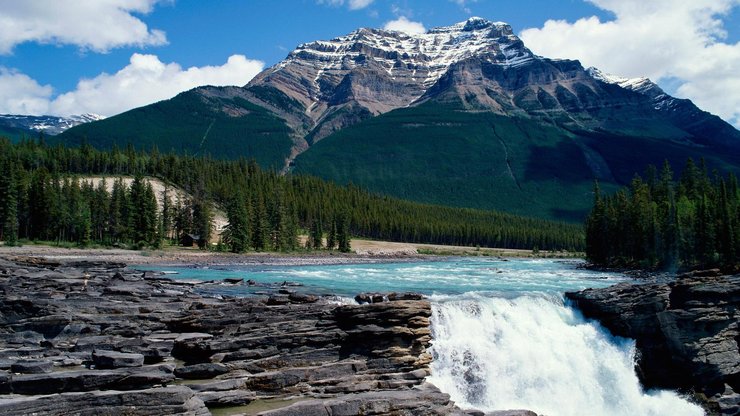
[586,159,740,270]
[0,139,584,252]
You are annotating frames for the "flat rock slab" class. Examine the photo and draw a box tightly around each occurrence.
[0,386,210,416]
[257,384,457,415]
[2,366,175,394]
[93,350,145,369]
[9,360,53,374]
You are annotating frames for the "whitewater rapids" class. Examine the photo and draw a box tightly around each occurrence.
[427,293,704,416]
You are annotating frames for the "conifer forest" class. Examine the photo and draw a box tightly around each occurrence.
[0,139,584,252]
[586,159,740,271]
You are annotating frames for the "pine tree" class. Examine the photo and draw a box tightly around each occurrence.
[160,185,173,243]
[129,175,149,247]
[192,195,212,250]
[28,168,52,240]
[269,192,289,251]
[310,214,323,249]
[78,205,92,247]
[174,197,193,244]
[250,193,268,251]
[109,178,130,243]
[326,215,337,250]
[284,203,299,251]
[91,179,110,242]
[144,182,159,247]
[585,181,608,264]
[0,161,18,245]
[224,195,250,253]
[337,211,351,253]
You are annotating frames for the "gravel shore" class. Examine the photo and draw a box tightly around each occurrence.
[0,244,432,267]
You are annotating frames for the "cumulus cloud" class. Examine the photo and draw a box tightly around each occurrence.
[520,0,740,127]
[317,0,375,10]
[0,54,265,117]
[383,17,426,35]
[0,68,53,115]
[0,0,167,54]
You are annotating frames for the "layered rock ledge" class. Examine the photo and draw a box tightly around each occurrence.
[566,273,740,415]
[0,256,529,415]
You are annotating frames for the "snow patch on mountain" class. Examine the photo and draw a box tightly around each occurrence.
[274,17,536,89]
[587,67,680,111]
[0,113,104,135]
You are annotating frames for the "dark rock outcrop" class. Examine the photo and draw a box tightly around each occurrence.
[0,256,517,415]
[566,274,740,415]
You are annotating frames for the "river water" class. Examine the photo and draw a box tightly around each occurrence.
[139,257,704,416]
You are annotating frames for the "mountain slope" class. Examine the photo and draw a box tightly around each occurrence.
[55,17,740,221]
[292,102,740,220]
[56,88,295,169]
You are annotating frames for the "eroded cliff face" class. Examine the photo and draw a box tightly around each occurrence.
[566,273,740,415]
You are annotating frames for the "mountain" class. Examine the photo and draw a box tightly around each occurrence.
[56,18,740,220]
[0,113,104,140]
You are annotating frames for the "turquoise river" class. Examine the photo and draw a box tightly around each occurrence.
[138,257,705,416]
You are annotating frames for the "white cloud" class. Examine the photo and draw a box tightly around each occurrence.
[317,0,375,10]
[0,0,167,54]
[348,0,374,9]
[0,54,265,117]
[520,0,740,127]
[451,0,478,14]
[0,68,53,115]
[383,17,426,35]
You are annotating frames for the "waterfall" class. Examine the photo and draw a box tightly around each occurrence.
[427,293,704,416]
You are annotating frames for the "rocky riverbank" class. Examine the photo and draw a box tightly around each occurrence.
[566,271,740,415]
[0,256,534,415]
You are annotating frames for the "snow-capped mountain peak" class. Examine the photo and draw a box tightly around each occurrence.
[279,17,535,87]
[250,18,537,127]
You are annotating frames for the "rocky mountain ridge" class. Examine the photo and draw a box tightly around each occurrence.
[55,17,740,220]
[242,17,738,151]
[0,113,104,136]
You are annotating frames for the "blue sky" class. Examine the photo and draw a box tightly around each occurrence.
[0,0,738,126]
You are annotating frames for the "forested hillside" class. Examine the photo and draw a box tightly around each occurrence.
[53,18,740,223]
[586,159,740,271]
[0,139,584,252]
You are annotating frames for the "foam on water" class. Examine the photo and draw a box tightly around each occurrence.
[138,258,625,297]
[427,293,704,416]
[138,258,703,415]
